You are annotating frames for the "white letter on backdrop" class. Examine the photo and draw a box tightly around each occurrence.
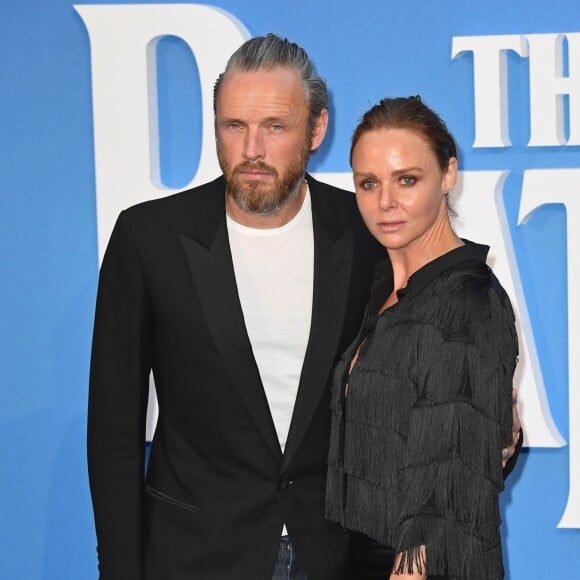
[74,3,250,260]
[452,35,528,148]
[527,33,580,146]
[519,169,580,527]
[75,3,250,439]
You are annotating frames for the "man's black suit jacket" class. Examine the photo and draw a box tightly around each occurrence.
[88,174,386,579]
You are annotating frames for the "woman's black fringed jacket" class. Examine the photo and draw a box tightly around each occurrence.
[326,241,518,579]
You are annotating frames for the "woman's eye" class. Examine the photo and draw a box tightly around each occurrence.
[361,180,377,190]
[400,175,416,186]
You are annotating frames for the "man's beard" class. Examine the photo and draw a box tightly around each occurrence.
[218,139,311,216]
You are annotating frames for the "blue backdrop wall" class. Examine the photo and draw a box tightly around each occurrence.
[1,1,579,578]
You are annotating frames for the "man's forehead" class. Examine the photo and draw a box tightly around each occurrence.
[218,67,306,107]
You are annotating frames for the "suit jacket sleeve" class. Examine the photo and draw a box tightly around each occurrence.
[88,210,152,579]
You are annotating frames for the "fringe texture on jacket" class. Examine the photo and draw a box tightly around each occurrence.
[326,242,518,579]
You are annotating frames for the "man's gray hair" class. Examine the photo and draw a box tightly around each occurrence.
[214,33,328,137]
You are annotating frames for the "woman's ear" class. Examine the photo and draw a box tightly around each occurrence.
[442,157,458,194]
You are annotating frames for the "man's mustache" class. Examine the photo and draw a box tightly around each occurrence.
[233,162,277,176]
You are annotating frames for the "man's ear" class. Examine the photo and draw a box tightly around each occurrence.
[310,109,329,151]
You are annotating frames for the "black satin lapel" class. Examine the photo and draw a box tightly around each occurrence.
[179,223,281,461]
[281,224,354,471]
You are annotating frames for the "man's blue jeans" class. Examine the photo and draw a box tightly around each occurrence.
[271,536,307,580]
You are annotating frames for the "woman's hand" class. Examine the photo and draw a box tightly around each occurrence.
[389,572,426,580]
[389,546,427,580]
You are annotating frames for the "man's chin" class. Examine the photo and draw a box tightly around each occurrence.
[227,188,276,215]
[226,170,304,216]
[236,186,274,202]
[229,176,272,195]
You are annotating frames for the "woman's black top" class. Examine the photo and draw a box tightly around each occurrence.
[326,241,518,579]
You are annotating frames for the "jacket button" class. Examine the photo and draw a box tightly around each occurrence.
[279,480,295,491]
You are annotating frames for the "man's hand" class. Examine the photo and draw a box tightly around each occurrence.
[502,388,521,467]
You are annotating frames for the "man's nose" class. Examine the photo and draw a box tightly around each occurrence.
[243,128,265,161]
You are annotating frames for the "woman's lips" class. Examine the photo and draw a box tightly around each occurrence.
[377,220,405,232]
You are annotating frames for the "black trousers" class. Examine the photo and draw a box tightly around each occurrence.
[347,531,447,580]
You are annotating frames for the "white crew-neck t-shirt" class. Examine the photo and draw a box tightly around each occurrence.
[226,188,314,454]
